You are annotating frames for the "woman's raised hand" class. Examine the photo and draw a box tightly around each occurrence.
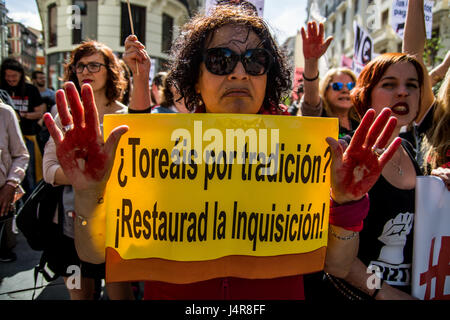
[327,108,402,204]
[43,82,128,192]
[301,21,333,60]
[123,35,151,77]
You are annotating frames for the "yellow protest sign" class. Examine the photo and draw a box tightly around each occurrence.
[103,113,338,283]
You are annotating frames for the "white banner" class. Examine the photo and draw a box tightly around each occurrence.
[204,0,265,16]
[352,21,373,76]
[412,176,450,300]
[391,0,433,40]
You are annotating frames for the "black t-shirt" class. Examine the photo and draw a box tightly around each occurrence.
[4,83,43,135]
[358,140,422,293]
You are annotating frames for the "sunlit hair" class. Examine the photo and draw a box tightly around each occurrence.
[169,4,291,112]
[319,67,359,122]
[350,53,424,118]
[421,69,450,169]
[64,40,126,104]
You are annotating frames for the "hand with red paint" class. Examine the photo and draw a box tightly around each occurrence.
[301,21,333,60]
[43,82,128,192]
[327,108,402,204]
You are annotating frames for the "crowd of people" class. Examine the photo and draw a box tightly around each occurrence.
[0,0,449,300]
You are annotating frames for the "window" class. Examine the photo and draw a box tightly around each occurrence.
[72,0,98,45]
[121,2,146,46]
[48,4,57,47]
[162,13,173,53]
[342,10,346,25]
[382,9,389,26]
[354,0,359,14]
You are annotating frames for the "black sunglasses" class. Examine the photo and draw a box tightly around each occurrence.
[73,62,107,74]
[203,47,273,76]
[329,82,355,91]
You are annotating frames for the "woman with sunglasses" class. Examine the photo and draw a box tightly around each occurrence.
[300,22,360,139]
[42,40,134,300]
[44,5,401,300]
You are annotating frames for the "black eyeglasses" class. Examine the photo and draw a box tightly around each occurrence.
[73,62,107,74]
[329,82,355,91]
[203,47,273,76]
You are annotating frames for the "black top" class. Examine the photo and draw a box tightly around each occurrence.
[3,83,43,135]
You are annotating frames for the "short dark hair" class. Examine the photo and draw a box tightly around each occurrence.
[31,70,44,79]
[0,58,25,87]
[168,5,291,112]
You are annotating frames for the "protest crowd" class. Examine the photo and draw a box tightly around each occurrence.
[0,0,449,302]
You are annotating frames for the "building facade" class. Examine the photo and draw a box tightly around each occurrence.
[305,0,449,71]
[7,21,39,76]
[0,0,9,65]
[37,0,203,90]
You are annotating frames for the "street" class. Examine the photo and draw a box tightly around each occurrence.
[0,228,69,300]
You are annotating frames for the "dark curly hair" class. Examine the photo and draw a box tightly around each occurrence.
[168,5,292,112]
[64,40,126,104]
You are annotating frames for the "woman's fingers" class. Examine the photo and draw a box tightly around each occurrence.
[44,112,63,146]
[346,109,375,153]
[301,27,306,41]
[64,82,85,129]
[326,137,344,169]
[81,84,101,137]
[378,137,402,167]
[373,116,398,150]
[124,35,145,50]
[55,89,72,127]
[364,108,392,149]
[104,125,129,160]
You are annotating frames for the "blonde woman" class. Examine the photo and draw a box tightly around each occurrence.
[300,22,360,138]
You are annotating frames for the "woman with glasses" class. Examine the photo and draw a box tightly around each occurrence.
[44,5,402,300]
[42,41,134,300]
[300,22,360,139]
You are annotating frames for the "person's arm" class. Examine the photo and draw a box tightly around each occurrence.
[429,51,450,86]
[343,258,416,300]
[20,103,46,120]
[123,35,152,111]
[402,0,435,124]
[300,21,332,113]
[324,225,359,278]
[6,104,29,185]
[0,105,29,216]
